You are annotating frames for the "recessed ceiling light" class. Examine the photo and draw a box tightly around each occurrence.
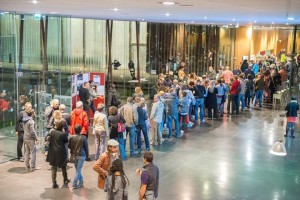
[204,16,207,19]
[191,21,194,23]
[4,12,9,14]
[235,23,239,28]
[287,17,295,20]
[113,8,119,12]
[232,18,236,22]
[254,20,257,23]
[162,1,175,5]
[32,0,37,4]
[165,13,170,16]
[142,19,145,21]
[286,23,289,25]
[271,22,274,24]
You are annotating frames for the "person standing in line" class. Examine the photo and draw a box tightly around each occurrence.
[230,76,241,115]
[88,80,97,114]
[69,101,90,161]
[194,79,207,124]
[120,97,138,156]
[136,151,159,200]
[245,74,254,109]
[69,124,89,189]
[104,159,130,200]
[284,96,299,138]
[165,91,180,138]
[221,66,234,84]
[107,84,121,108]
[46,120,70,189]
[79,82,91,119]
[59,104,71,160]
[178,91,190,134]
[238,74,246,111]
[215,79,226,117]
[137,101,151,152]
[93,104,109,160]
[150,95,164,145]
[253,74,265,107]
[93,139,119,189]
[23,109,41,171]
[15,101,31,162]
[206,81,218,119]
[45,99,59,155]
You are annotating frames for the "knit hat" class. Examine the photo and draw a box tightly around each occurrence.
[107,139,119,147]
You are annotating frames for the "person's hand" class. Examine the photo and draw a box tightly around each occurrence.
[16,131,18,135]
[136,168,141,176]
[105,171,108,176]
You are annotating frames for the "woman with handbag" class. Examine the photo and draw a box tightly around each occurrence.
[104,159,129,200]
[108,106,127,160]
[46,120,70,189]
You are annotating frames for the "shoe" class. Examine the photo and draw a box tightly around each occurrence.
[85,157,91,161]
[18,158,24,162]
[200,120,205,123]
[130,151,138,156]
[284,134,288,137]
[291,135,295,138]
[146,148,151,151]
[73,185,81,189]
[31,166,41,171]
[64,178,71,184]
[53,182,59,189]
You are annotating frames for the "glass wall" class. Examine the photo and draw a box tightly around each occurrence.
[0,12,298,162]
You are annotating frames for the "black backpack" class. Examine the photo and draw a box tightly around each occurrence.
[111,93,121,106]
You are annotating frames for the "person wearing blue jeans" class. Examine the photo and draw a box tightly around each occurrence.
[194,80,207,124]
[137,102,150,151]
[167,113,180,137]
[284,96,299,138]
[69,125,89,189]
[126,126,136,156]
[254,90,263,107]
[238,76,246,111]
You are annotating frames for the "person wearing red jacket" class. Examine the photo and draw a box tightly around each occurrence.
[70,101,90,161]
[230,75,240,115]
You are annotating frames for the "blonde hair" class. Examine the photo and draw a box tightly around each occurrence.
[53,110,62,123]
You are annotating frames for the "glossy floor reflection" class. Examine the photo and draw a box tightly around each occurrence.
[1,108,300,200]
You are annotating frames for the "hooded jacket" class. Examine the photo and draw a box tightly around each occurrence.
[23,115,37,140]
[69,108,89,135]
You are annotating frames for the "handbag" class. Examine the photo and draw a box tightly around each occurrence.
[117,115,126,133]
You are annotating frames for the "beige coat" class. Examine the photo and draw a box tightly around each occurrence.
[93,152,111,189]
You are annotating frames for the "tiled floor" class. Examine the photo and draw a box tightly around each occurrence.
[1,107,300,200]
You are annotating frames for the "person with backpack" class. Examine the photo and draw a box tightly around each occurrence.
[108,84,121,108]
[69,101,90,161]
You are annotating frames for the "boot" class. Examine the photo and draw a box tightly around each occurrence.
[53,181,59,189]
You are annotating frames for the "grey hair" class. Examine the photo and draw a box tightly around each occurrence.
[51,98,59,106]
[76,101,83,108]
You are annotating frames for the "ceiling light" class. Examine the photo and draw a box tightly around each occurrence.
[113,8,119,12]
[235,23,239,28]
[287,17,295,20]
[191,21,194,23]
[165,13,170,16]
[232,18,236,22]
[32,0,37,4]
[204,16,207,19]
[162,1,175,5]
[286,23,289,25]
[271,22,275,24]
[254,20,257,23]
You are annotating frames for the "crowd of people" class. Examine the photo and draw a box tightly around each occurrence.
[13,51,300,199]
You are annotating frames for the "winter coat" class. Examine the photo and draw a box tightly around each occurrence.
[93,152,114,189]
[108,114,126,139]
[179,97,190,115]
[206,88,218,109]
[46,129,68,168]
[165,93,179,115]
[69,108,89,135]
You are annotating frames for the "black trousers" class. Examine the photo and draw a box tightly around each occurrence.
[52,166,68,183]
[17,131,24,159]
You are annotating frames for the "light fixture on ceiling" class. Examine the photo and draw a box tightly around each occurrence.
[32,0,38,4]
[162,1,175,5]
[286,23,289,25]
[204,16,207,19]
[271,22,275,24]
[287,17,295,20]
[113,8,119,12]
[232,18,236,22]
[269,114,287,156]
[254,20,257,23]
[165,13,170,16]
[235,23,239,28]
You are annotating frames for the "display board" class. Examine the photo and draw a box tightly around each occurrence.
[71,72,105,118]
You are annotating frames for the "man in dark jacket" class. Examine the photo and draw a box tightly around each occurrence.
[69,124,89,189]
[15,102,31,161]
[138,151,159,200]
[79,82,90,118]
[284,96,299,138]
[240,59,249,72]
[164,92,180,137]
[194,79,207,124]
